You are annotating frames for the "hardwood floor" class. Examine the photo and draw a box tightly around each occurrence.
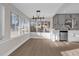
[10,38,79,56]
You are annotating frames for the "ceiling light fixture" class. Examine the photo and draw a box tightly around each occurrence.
[32,10,44,19]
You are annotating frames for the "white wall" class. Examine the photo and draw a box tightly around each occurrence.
[0,3,30,56]
[0,4,4,39]
[3,4,11,40]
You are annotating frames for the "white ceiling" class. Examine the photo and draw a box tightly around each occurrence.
[12,3,63,18]
[57,3,79,14]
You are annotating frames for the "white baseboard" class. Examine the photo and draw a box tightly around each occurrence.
[4,37,30,56]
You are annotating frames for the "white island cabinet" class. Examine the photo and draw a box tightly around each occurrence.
[68,30,79,42]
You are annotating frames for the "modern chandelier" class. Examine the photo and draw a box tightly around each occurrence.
[32,10,45,19]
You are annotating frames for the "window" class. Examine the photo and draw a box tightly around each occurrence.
[30,20,36,32]
[11,13,19,38]
[19,17,29,34]
[23,18,29,34]
[10,13,29,38]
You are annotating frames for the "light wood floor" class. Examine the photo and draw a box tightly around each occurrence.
[10,38,79,56]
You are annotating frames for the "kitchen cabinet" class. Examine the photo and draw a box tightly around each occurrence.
[58,15,66,30]
[72,14,79,29]
[53,14,79,30]
[53,14,59,30]
[68,30,79,42]
[53,14,67,30]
